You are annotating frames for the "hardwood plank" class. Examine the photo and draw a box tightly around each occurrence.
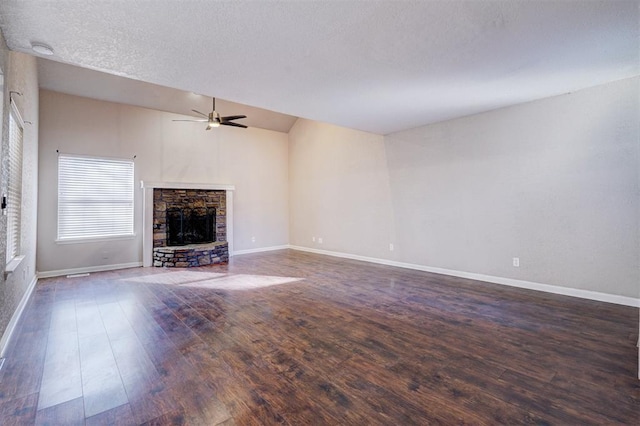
[76,300,108,339]
[168,379,231,425]
[85,403,136,426]
[34,397,84,426]
[37,329,82,410]
[0,393,38,425]
[505,368,638,424]
[111,295,185,424]
[139,409,187,426]
[78,330,128,418]
[0,329,48,403]
[0,250,637,425]
[127,386,179,426]
[438,358,602,425]
[98,301,138,341]
[109,334,163,400]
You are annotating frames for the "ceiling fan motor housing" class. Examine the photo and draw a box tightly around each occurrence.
[173,97,248,129]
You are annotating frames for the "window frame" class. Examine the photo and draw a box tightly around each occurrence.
[56,153,135,243]
[6,98,24,266]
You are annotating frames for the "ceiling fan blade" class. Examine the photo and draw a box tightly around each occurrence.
[221,121,248,129]
[176,97,247,130]
[221,115,247,122]
[191,109,209,118]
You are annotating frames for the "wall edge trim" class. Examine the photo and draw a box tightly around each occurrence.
[37,262,143,279]
[0,275,38,357]
[289,245,640,307]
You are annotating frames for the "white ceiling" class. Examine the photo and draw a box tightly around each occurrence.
[0,0,638,135]
[36,58,298,133]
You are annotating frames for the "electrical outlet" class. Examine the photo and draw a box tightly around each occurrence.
[389,243,394,251]
[513,257,520,267]
[318,237,323,244]
[312,236,316,242]
[251,236,256,243]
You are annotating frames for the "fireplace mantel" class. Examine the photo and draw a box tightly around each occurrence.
[140,181,235,267]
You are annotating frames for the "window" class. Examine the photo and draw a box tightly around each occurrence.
[6,100,23,263]
[58,155,134,241]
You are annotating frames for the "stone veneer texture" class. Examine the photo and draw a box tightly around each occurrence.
[153,242,229,267]
[153,188,226,248]
[152,188,228,267]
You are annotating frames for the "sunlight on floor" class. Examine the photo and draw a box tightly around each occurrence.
[123,270,226,285]
[123,270,303,290]
[183,274,302,290]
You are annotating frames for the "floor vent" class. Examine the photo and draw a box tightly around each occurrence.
[66,273,90,278]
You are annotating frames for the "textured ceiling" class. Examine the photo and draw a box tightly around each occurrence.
[0,0,638,135]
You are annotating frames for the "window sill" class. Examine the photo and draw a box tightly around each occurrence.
[56,234,136,245]
[5,255,25,273]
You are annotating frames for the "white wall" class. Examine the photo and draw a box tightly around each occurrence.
[37,90,289,274]
[289,119,394,259]
[0,47,39,347]
[289,77,639,300]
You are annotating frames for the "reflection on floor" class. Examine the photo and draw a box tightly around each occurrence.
[123,270,303,290]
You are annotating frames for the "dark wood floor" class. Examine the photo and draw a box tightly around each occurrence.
[0,250,637,425]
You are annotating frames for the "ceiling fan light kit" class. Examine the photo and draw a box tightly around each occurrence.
[173,97,247,130]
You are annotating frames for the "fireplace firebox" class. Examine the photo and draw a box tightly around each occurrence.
[166,208,216,246]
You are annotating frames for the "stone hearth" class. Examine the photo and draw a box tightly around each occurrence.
[153,241,229,267]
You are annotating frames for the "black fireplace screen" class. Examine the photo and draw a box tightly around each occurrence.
[166,208,216,246]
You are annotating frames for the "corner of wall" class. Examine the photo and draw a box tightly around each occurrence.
[0,44,40,348]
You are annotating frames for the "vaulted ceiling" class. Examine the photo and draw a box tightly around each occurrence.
[0,1,638,135]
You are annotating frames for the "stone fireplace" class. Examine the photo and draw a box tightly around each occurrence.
[152,188,228,267]
[141,182,235,267]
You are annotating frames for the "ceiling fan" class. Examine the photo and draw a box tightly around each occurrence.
[173,97,247,130]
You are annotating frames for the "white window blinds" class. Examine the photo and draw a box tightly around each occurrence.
[6,106,23,262]
[58,155,134,240]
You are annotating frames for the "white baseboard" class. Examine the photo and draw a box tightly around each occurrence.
[37,261,143,279]
[0,274,38,357]
[289,245,640,308]
[233,245,291,256]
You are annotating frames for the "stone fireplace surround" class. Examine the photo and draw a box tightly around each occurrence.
[141,182,235,267]
[153,188,228,267]
[153,188,226,247]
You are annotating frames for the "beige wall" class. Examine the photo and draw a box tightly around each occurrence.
[0,45,39,347]
[289,77,639,299]
[386,77,639,298]
[1,58,635,362]
[37,90,289,273]
[289,119,394,259]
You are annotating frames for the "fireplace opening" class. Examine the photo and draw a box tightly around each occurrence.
[167,208,216,246]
